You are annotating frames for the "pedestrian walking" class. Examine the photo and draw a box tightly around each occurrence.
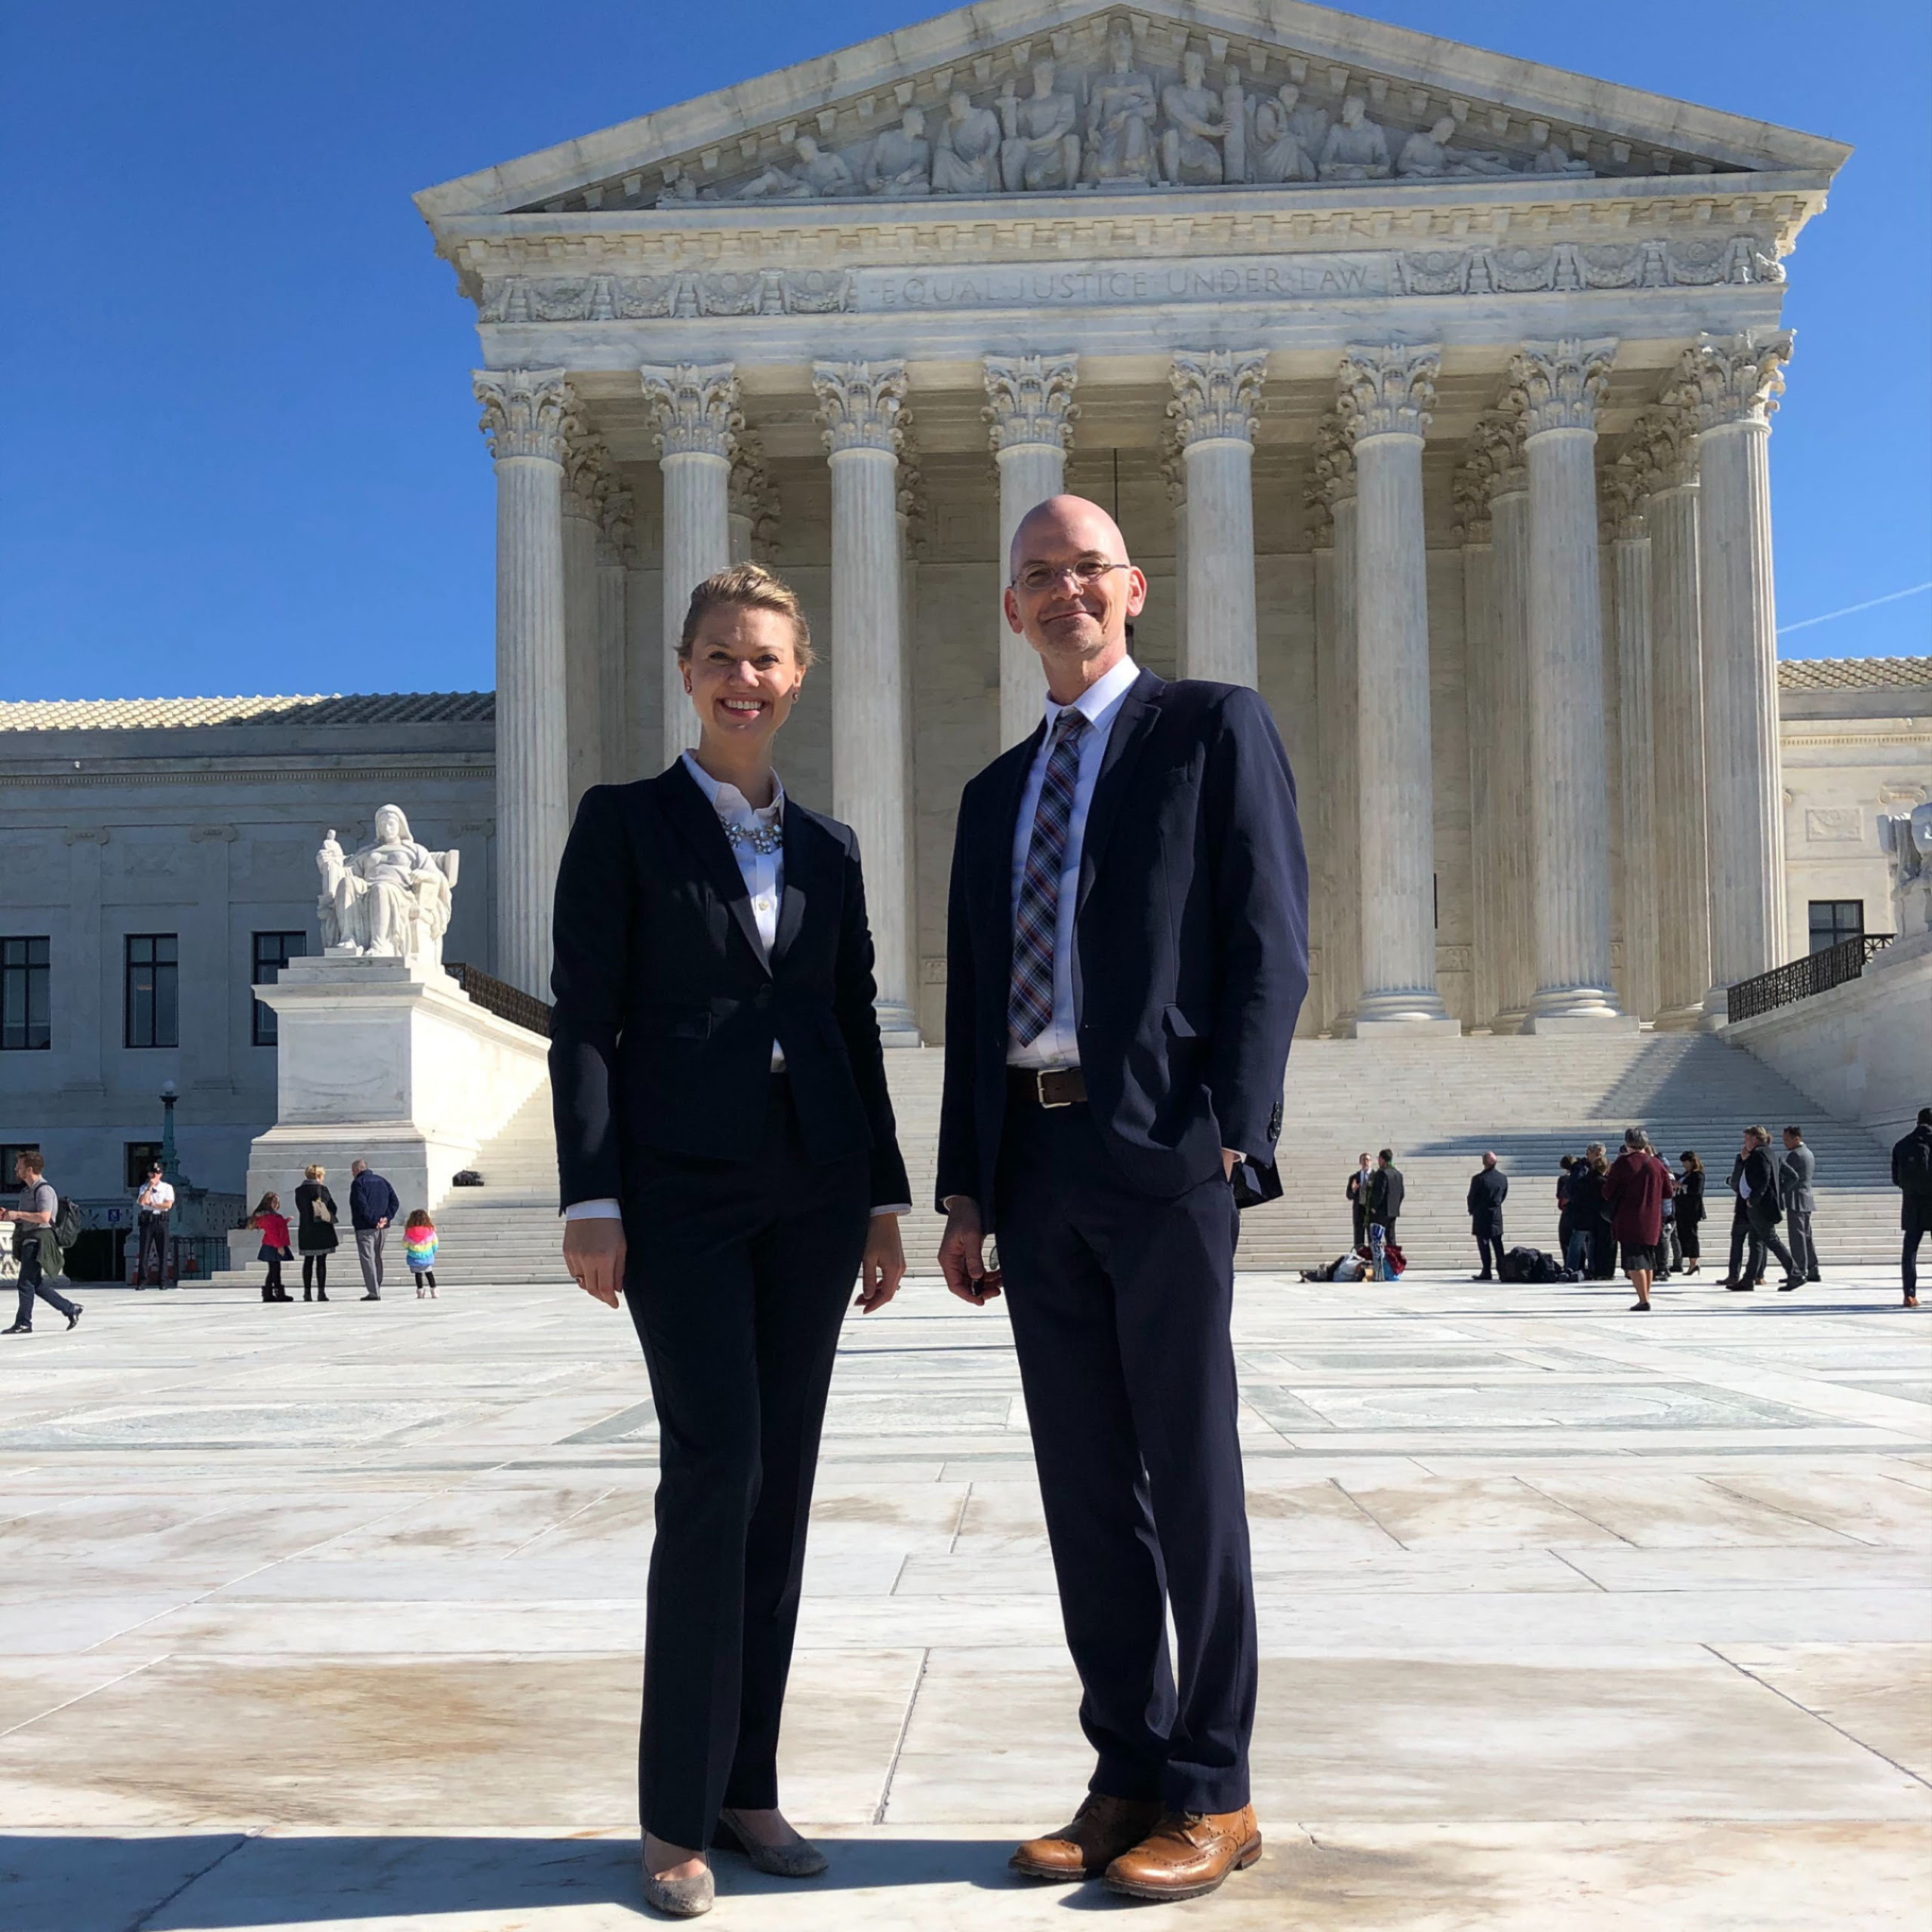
[2,1150,82,1335]
[349,1158,398,1301]
[1780,1126,1820,1283]
[134,1161,175,1289]
[250,1193,294,1303]
[1674,1152,1706,1274]
[294,1164,338,1301]
[1722,1126,1801,1293]
[1466,1152,1507,1280]
[1892,1105,1932,1309]
[1367,1149,1404,1250]
[1346,1152,1372,1251]
[1603,1128,1674,1312]
[403,1210,438,1298]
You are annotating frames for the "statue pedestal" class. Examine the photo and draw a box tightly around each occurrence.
[235,958,550,1263]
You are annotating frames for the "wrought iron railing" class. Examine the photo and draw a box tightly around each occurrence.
[445,961,553,1038]
[1727,932,1894,1022]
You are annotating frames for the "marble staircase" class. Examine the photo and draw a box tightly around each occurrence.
[207,1033,1903,1287]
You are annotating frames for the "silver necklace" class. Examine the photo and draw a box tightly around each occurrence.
[718,815,782,856]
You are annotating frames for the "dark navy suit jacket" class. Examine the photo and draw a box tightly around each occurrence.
[549,761,910,1212]
[935,669,1308,1221]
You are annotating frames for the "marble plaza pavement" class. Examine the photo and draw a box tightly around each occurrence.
[2,1266,1927,1930]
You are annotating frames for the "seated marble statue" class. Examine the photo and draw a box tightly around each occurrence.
[734,135,856,201]
[1082,26,1158,185]
[317,806,459,968]
[1252,84,1319,183]
[1161,50,1229,186]
[864,109,932,195]
[1318,96,1392,180]
[999,60,1080,192]
[933,91,1004,193]
[1531,139,1593,176]
[1397,116,1516,178]
[1882,801,1932,937]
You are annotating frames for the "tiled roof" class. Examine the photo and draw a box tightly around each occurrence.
[0,692,495,731]
[1777,657,1932,691]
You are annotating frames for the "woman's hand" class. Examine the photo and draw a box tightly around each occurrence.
[856,1213,906,1314]
[563,1218,626,1309]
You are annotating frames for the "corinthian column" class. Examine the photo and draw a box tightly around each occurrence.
[1308,416,1359,1031]
[983,354,1078,747]
[597,484,632,786]
[1337,343,1454,1031]
[1168,350,1266,686]
[641,362,739,765]
[813,360,918,1044]
[1602,455,1659,1020]
[1509,337,1629,1031]
[1454,445,1501,1029]
[474,367,576,997]
[561,434,608,811]
[1676,330,1794,1016]
[1632,405,1712,1027]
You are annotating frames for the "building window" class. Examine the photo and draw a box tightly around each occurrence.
[124,934,179,1048]
[1807,901,1865,953]
[251,931,307,1045]
[1,937,50,1051]
[125,1142,165,1189]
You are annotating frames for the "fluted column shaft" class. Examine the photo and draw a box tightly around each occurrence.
[1169,351,1265,687]
[1461,527,1500,1028]
[1514,338,1625,1029]
[984,355,1077,748]
[641,363,740,768]
[561,441,603,811]
[475,368,574,998]
[1308,416,1360,1033]
[1610,514,1659,1020]
[1682,332,1793,1013]
[1489,475,1534,1028]
[816,361,917,1042]
[596,491,632,788]
[1339,344,1450,1029]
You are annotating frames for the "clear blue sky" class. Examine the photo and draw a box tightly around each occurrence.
[2,1,1926,700]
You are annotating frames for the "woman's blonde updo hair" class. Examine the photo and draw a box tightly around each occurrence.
[676,562,816,669]
[304,1163,325,1181]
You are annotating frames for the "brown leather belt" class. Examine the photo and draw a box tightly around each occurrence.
[1008,1066,1088,1109]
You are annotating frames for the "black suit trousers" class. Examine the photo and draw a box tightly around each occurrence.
[621,1082,869,1848]
[1475,1229,1504,1277]
[995,1096,1255,1815]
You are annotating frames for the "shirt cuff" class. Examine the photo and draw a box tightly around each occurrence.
[870,1204,911,1217]
[563,1198,623,1221]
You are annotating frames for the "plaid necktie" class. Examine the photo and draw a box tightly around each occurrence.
[1010,708,1089,1048]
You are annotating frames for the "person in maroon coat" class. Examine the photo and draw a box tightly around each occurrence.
[1603,1127,1675,1312]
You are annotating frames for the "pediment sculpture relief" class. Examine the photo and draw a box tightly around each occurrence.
[650,26,1597,208]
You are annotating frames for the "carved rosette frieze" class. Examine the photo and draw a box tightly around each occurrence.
[1506,337,1617,437]
[982,353,1079,454]
[1625,405,1699,494]
[1672,329,1794,433]
[473,368,578,463]
[1167,349,1267,448]
[639,361,743,462]
[1335,343,1439,443]
[812,359,909,457]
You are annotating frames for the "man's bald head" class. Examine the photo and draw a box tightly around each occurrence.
[1003,494,1148,704]
[1008,494,1131,582]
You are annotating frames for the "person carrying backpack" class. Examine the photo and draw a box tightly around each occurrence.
[1893,1106,1932,1309]
[2,1149,83,1335]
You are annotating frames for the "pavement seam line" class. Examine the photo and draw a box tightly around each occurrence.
[1700,1474,1885,1548]
[948,1482,973,1554]
[1512,1475,1639,1545]
[1545,1548,1610,1592]
[872,1646,931,1826]
[1703,1643,1932,1789]
[0,1656,171,1742]
[125,1828,259,1932]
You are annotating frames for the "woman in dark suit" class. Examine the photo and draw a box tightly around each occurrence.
[551,563,909,1918]
[1675,1151,1706,1274]
[293,1164,338,1301]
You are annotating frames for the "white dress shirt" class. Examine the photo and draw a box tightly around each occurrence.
[567,755,905,1221]
[138,1180,176,1213]
[1007,654,1142,1069]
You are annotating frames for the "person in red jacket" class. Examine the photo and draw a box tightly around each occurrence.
[1602,1127,1675,1312]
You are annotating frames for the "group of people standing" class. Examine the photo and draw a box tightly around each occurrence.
[248,1160,439,1303]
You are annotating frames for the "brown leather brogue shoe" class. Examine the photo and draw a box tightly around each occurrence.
[1103,1806,1263,1901]
[1009,1794,1165,1881]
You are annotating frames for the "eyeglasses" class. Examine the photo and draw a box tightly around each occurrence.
[1010,559,1131,595]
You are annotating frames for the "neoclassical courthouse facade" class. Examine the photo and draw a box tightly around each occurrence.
[5,2,1930,1202]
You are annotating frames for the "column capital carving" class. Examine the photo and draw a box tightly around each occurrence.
[729,430,780,559]
[1507,337,1617,436]
[1303,413,1356,542]
[1625,405,1699,495]
[1452,468,1493,545]
[474,368,578,463]
[1469,411,1526,500]
[1598,458,1647,543]
[813,358,908,456]
[983,353,1079,454]
[1158,437,1186,508]
[1672,329,1793,432]
[1336,343,1440,443]
[561,432,613,521]
[596,483,634,566]
[640,361,742,460]
[1168,349,1267,448]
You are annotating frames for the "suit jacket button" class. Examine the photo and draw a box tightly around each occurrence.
[753,986,772,1008]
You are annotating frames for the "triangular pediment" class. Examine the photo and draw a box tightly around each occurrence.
[417,0,1847,226]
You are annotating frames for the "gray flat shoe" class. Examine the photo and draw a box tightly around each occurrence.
[713,1810,829,1878]
[641,1860,712,1918]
